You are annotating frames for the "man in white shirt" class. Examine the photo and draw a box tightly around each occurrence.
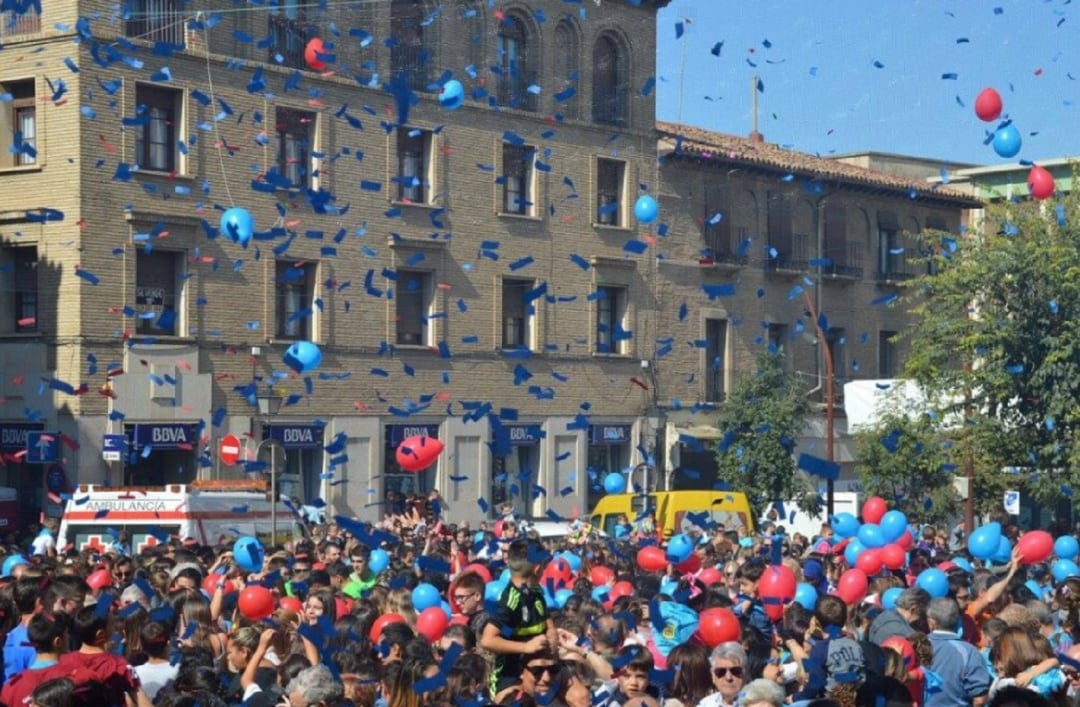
[30,521,56,557]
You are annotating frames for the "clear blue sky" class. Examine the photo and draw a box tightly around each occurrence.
[655,0,1080,165]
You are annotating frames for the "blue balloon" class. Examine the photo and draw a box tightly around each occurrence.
[634,194,659,224]
[831,512,859,539]
[369,548,390,574]
[484,580,506,606]
[952,557,974,573]
[591,585,611,603]
[666,534,694,563]
[993,124,1022,159]
[1055,535,1080,561]
[844,538,866,567]
[858,523,886,549]
[440,601,452,619]
[233,536,265,573]
[916,568,949,598]
[1053,559,1080,583]
[559,552,582,573]
[1,555,27,578]
[794,582,818,611]
[283,340,323,373]
[968,522,1002,560]
[439,79,464,110]
[881,587,904,611]
[554,589,574,609]
[879,510,908,544]
[603,472,626,495]
[412,583,441,611]
[220,207,254,247]
[991,536,1012,565]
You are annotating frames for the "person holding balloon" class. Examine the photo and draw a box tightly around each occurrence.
[731,559,773,636]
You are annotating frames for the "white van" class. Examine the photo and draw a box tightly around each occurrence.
[58,479,308,552]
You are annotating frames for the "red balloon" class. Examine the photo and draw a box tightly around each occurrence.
[855,548,883,576]
[698,567,723,586]
[1017,530,1054,565]
[589,565,615,586]
[542,558,574,589]
[696,607,740,648]
[974,87,1003,122]
[861,497,888,525]
[304,37,328,71]
[370,613,407,643]
[609,581,633,603]
[1028,166,1054,200]
[758,565,797,621]
[897,530,914,550]
[637,546,668,573]
[676,554,701,575]
[238,586,275,621]
[881,543,906,570]
[395,436,444,472]
[279,596,303,613]
[416,606,449,642]
[462,564,492,584]
[835,569,869,606]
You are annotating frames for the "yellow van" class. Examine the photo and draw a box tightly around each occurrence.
[589,491,755,539]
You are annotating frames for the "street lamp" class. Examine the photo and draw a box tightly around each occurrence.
[256,392,284,546]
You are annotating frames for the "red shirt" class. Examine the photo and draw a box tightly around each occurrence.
[0,662,96,707]
[57,651,141,706]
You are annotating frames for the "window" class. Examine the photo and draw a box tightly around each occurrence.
[0,79,35,169]
[596,158,626,227]
[276,260,316,340]
[267,0,312,69]
[502,278,533,350]
[134,84,181,173]
[496,15,537,112]
[878,211,905,278]
[879,331,898,378]
[456,1,485,86]
[395,269,432,346]
[396,127,433,204]
[595,285,627,355]
[135,250,183,336]
[0,3,41,37]
[703,184,732,259]
[500,142,535,216]
[592,34,627,126]
[276,108,315,189]
[766,190,803,270]
[705,318,727,402]
[125,0,184,45]
[0,245,37,333]
[390,0,429,92]
[767,323,788,355]
[553,20,580,120]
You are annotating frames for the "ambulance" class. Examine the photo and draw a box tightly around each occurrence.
[58,479,309,552]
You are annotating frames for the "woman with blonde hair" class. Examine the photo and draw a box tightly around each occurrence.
[384,586,417,627]
[177,592,226,660]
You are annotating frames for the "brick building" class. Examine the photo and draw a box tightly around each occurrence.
[0,0,977,532]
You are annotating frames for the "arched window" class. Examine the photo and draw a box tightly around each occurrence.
[456,1,485,87]
[554,19,580,120]
[592,34,627,126]
[497,14,537,112]
[391,0,431,92]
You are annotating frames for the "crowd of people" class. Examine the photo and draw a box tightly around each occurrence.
[0,510,1077,707]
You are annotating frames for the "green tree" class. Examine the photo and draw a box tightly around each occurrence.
[853,399,962,526]
[714,350,817,514]
[903,179,1080,508]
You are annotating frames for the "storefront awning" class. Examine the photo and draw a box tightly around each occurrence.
[678,425,725,441]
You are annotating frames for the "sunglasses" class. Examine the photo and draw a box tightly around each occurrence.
[526,664,559,680]
[713,666,744,679]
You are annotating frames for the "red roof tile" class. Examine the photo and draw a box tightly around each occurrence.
[656,121,980,206]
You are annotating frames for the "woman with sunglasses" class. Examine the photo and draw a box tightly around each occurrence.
[698,642,747,707]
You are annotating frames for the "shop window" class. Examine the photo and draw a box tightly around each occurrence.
[502,278,533,350]
[276,108,315,189]
[135,249,183,336]
[596,158,626,227]
[395,269,432,346]
[134,84,181,173]
[595,285,627,355]
[501,141,535,216]
[125,0,184,45]
[276,260,316,340]
[396,127,434,205]
[0,245,37,333]
[0,79,35,168]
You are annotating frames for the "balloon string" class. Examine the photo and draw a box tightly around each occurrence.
[201,21,234,208]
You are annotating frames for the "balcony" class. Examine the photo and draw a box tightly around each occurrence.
[821,241,864,280]
[267,15,314,69]
[496,70,539,112]
[592,86,629,127]
[765,233,810,275]
[126,0,185,46]
[0,6,40,37]
[391,43,431,93]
